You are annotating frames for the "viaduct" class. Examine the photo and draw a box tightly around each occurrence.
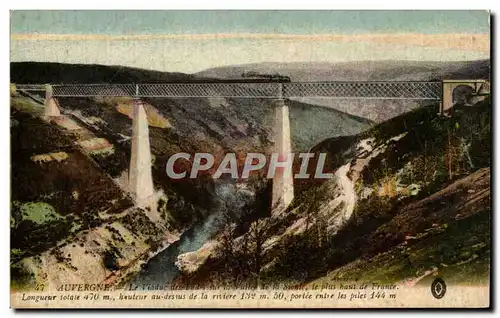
[15,79,490,210]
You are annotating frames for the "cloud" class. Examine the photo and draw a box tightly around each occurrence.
[11,33,490,52]
[10,33,490,73]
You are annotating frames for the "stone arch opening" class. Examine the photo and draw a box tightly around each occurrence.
[452,85,474,106]
[440,80,488,115]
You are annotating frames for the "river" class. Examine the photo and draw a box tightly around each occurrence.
[129,182,255,288]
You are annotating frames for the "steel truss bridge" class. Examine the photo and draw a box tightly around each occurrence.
[15,82,443,100]
[13,80,488,210]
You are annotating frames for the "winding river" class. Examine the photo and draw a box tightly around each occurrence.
[129,182,255,288]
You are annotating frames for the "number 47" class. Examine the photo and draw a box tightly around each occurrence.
[34,284,45,292]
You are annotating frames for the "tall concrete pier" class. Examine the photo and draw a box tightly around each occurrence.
[271,98,294,210]
[44,84,61,117]
[129,99,155,207]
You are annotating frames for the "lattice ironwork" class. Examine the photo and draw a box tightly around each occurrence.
[283,82,442,100]
[14,82,443,100]
[138,83,280,98]
[52,84,137,97]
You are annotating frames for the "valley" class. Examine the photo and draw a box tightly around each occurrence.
[10,60,490,292]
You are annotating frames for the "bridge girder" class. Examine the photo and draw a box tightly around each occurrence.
[12,79,490,212]
[15,81,444,100]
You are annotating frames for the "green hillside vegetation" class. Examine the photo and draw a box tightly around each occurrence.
[10,96,175,290]
[10,107,133,262]
[12,201,63,225]
[269,98,491,285]
[308,196,490,287]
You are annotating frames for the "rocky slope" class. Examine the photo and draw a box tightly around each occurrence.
[10,93,178,291]
[172,97,491,289]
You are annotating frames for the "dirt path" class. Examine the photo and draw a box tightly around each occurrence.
[335,163,357,223]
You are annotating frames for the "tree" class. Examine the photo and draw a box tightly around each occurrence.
[247,217,272,288]
[216,212,238,284]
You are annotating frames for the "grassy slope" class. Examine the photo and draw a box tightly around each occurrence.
[10,103,132,261]
[288,99,373,150]
[308,168,490,286]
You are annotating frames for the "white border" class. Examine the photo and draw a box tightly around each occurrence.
[4,1,497,10]
[1,1,497,317]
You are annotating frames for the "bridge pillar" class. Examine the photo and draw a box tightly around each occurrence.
[44,84,61,117]
[129,99,155,207]
[440,81,454,115]
[271,98,294,210]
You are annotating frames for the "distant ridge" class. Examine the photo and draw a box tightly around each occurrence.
[10,62,288,85]
[197,60,490,82]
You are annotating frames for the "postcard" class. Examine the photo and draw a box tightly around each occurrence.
[10,10,491,309]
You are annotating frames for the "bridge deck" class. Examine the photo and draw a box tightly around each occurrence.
[14,82,443,100]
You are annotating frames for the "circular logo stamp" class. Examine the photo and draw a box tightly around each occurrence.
[431,278,447,299]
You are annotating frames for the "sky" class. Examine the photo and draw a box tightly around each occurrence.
[10,10,490,73]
